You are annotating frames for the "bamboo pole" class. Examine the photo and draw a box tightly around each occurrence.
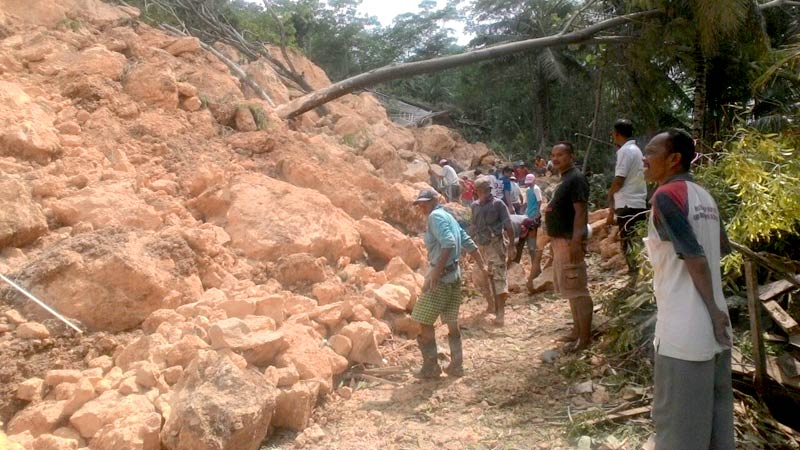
[745,261,767,398]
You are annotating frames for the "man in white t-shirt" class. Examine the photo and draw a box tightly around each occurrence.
[487,168,504,200]
[440,159,460,203]
[606,119,648,277]
[643,129,733,449]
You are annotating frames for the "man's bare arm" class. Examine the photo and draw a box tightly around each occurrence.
[606,176,625,223]
[684,256,732,347]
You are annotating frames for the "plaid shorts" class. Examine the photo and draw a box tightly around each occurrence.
[411,280,462,326]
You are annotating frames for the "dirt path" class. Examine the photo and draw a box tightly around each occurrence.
[267,277,631,450]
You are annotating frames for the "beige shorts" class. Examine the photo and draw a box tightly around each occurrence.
[551,238,590,299]
[477,237,508,296]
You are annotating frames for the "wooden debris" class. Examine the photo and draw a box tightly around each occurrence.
[763,300,800,335]
[343,372,401,386]
[584,406,651,426]
[767,357,800,389]
[758,275,800,302]
[747,261,768,397]
[777,353,800,379]
[764,333,788,343]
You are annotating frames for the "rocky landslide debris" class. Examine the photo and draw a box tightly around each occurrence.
[0,0,506,447]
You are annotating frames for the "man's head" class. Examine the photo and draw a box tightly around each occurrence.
[439,159,449,166]
[412,188,440,214]
[502,166,513,177]
[643,129,695,185]
[550,141,575,175]
[612,119,634,147]
[474,176,493,203]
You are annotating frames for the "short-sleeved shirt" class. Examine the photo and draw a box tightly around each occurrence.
[509,214,538,241]
[651,173,731,259]
[501,176,512,193]
[510,181,522,204]
[442,165,459,186]
[526,185,543,218]
[425,205,478,283]
[645,173,731,361]
[545,167,589,239]
[614,140,647,209]
[470,198,511,245]
[488,175,503,199]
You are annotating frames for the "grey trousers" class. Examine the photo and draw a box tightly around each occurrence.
[653,349,735,450]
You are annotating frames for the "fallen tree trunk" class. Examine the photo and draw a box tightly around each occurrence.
[276,10,661,119]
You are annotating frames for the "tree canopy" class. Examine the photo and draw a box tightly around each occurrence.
[131,0,799,179]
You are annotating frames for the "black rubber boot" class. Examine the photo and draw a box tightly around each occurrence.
[414,337,442,379]
[445,333,464,377]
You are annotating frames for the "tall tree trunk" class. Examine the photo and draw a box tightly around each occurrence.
[691,44,707,142]
[540,75,551,152]
[275,10,661,119]
[532,62,547,155]
[583,64,605,173]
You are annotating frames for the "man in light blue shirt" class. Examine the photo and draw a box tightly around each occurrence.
[411,189,487,378]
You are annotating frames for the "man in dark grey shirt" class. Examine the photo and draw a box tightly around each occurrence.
[470,176,514,326]
[544,141,593,351]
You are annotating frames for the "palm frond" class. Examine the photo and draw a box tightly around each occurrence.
[692,0,751,54]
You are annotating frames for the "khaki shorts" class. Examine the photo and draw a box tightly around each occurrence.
[477,237,508,296]
[551,238,590,299]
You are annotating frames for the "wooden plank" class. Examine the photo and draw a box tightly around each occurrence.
[764,332,788,343]
[763,300,800,335]
[767,356,800,389]
[584,406,651,426]
[746,261,768,397]
[758,274,800,302]
[789,334,800,349]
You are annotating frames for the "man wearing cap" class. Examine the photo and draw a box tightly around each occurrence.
[508,214,541,289]
[524,174,543,220]
[470,176,515,326]
[523,173,544,288]
[513,161,529,183]
[412,188,487,378]
[499,166,515,213]
[440,159,460,203]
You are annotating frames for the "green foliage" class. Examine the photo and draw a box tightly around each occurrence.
[559,357,592,380]
[695,128,800,246]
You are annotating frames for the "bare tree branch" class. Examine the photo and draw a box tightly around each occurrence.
[559,0,599,35]
[160,23,275,107]
[276,9,661,120]
[262,0,300,79]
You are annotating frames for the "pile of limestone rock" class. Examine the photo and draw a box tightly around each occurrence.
[0,0,630,448]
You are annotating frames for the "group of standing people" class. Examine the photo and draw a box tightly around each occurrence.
[410,121,734,449]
